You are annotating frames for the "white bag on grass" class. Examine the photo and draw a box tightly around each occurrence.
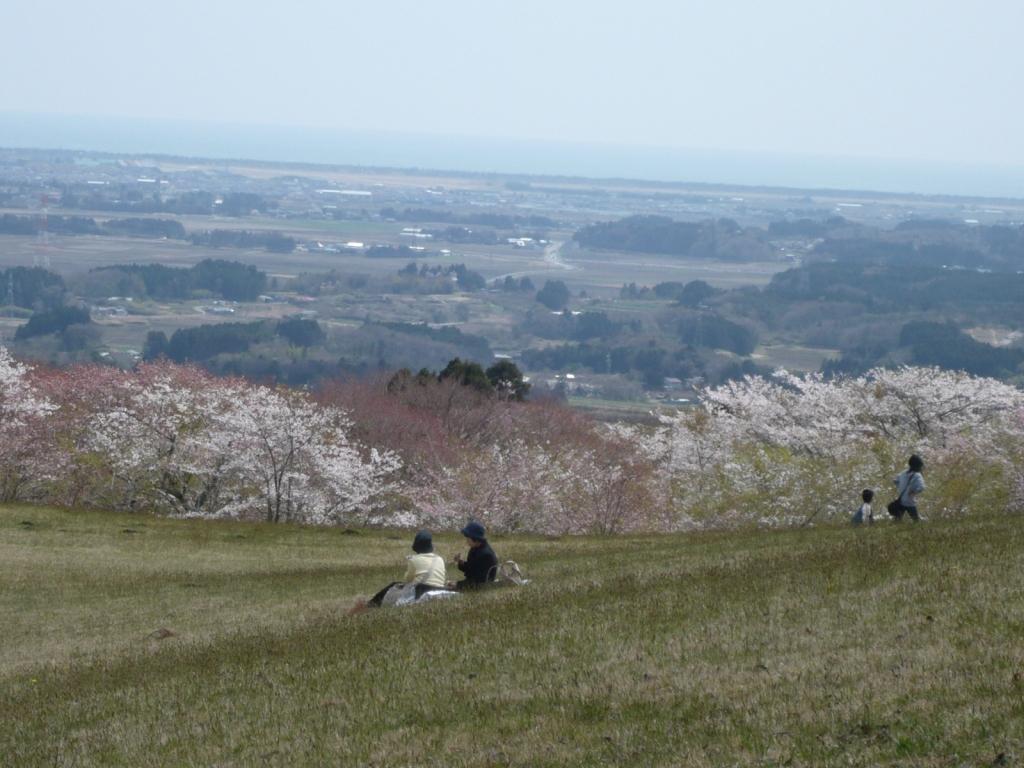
[494,560,530,586]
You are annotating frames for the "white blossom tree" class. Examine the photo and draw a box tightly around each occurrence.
[410,435,662,535]
[86,362,400,523]
[0,347,57,501]
[87,364,240,516]
[646,367,1024,526]
[211,385,401,524]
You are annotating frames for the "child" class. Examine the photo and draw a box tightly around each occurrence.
[852,489,874,525]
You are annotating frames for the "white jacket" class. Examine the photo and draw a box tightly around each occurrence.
[403,553,447,588]
[894,471,925,507]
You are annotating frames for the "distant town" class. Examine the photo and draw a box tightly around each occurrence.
[1,146,1022,418]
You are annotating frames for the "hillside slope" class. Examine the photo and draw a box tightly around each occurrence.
[3,506,1024,766]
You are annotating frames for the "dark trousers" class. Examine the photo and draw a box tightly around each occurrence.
[368,581,402,607]
[894,505,920,522]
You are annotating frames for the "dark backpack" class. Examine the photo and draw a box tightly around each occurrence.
[887,472,916,517]
[886,497,905,518]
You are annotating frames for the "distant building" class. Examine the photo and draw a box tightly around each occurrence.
[92,306,127,317]
[316,189,372,197]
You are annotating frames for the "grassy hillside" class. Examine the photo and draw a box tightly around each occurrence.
[3,505,1024,767]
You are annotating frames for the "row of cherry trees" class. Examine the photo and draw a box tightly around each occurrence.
[319,375,665,534]
[618,367,1024,527]
[0,348,399,524]
[2,344,1023,532]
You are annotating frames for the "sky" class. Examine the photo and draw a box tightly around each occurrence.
[1,0,1022,173]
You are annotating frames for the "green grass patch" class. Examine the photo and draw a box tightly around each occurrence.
[3,505,1024,766]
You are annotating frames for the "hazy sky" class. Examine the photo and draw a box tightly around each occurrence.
[2,0,1022,168]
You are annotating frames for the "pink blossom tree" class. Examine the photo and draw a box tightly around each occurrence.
[409,403,663,535]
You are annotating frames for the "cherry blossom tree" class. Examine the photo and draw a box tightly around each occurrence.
[644,366,1024,526]
[6,342,1022,534]
[87,363,241,515]
[77,361,401,523]
[32,362,133,508]
[409,404,663,535]
[0,347,57,501]
[212,384,401,524]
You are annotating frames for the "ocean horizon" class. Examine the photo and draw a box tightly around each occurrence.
[1,111,1021,200]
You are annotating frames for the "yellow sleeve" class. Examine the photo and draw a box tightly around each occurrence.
[404,558,417,583]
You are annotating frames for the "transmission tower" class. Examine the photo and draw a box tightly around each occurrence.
[5,271,13,319]
[34,193,51,270]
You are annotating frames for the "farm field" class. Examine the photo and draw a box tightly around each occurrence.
[752,343,842,372]
[4,505,1024,766]
[0,232,787,294]
[0,226,799,374]
[568,247,786,292]
[0,232,582,290]
[565,395,680,421]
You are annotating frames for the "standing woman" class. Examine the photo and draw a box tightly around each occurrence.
[893,454,926,522]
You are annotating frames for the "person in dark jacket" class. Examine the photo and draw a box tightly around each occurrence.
[452,520,499,590]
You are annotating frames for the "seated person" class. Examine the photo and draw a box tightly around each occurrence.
[452,521,499,590]
[364,530,447,608]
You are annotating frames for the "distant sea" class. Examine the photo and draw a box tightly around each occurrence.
[1,111,1022,200]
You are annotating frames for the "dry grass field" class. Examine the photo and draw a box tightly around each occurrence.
[752,343,843,373]
[0,232,574,287]
[4,504,1024,766]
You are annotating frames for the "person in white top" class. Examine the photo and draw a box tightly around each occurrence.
[403,531,447,588]
[891,455,926,522]
[359,530,448,609]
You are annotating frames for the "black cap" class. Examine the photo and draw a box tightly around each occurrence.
[412,530,433,554]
